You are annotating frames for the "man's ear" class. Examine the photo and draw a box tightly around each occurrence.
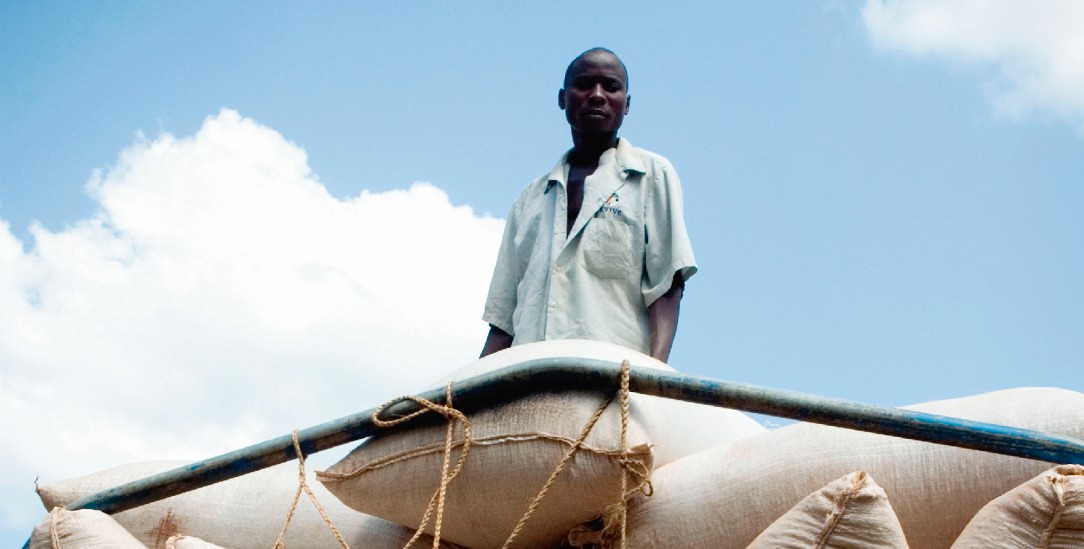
[558,89,566,110]
[625,95,631,115]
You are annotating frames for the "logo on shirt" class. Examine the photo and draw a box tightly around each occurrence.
[598,192,624,218]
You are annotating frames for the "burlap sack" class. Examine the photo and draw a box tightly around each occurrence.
[429,339,766,467]
[319,381,650,547]
[748,471,909,548]
[29,508,146,549]
[951,464,1084,548]
[319,340,762,548]
[36,460,450,549]
[625,387,1084,549]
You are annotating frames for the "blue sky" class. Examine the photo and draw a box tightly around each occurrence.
[2,1,1083,543]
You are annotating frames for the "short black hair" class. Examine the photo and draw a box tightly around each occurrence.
[563,47,629,90]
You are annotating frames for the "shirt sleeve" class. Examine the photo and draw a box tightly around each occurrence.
[482,204,520,335]
[641,160,697,307]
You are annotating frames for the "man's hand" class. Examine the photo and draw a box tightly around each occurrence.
[480,325,514,358]
[648,272,685,362]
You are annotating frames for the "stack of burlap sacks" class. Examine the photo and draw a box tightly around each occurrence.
[31,340,1084,548]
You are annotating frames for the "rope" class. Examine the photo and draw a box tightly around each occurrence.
[564,360,654,549]
[372,383,472,549]
[500,390,615,549]
[503,360,651,548]
[50,507,61,549]
[812,471,867,549]
[273,430,350,549]
[1038,472,1068,549]
[617,360,631,548]
[340,360,644,549]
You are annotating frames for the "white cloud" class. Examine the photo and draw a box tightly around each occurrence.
[0,109,504,532]
[863,0,1084,130]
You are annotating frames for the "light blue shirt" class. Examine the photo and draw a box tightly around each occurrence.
[483,139,697,354]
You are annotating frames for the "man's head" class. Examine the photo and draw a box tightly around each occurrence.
[559,48,631,139]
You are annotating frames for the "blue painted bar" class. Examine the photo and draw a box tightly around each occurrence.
[62,358,1084,517]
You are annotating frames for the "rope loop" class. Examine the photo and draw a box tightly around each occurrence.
[372,388,464,429]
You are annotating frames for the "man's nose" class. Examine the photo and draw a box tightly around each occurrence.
[588,84,606,102]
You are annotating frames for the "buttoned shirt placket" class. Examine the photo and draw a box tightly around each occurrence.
[544,152,631,341]
[543,177,567,339]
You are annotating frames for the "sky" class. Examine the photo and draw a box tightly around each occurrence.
[2,0,1083,543]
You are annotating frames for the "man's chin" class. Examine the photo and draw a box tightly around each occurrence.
[575,121,620,136]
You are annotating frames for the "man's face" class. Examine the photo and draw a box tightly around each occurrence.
[559,51,630,137]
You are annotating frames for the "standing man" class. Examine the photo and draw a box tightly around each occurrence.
[481,48,696,362]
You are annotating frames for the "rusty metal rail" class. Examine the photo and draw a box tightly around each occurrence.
[62,357,1084,515]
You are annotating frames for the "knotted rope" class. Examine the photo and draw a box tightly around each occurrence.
[359,360,648,549]
[811,471,870,549]
[1038,472,1069,549]
[505,360,651,549]
[615,359,636,546]
[565,360,653,549]
[372,383,472,549]
[273,430,350,549]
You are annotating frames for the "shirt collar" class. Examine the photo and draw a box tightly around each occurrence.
[545,138,645,194]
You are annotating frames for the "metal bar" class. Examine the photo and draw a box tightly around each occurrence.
[64,358,1084,516]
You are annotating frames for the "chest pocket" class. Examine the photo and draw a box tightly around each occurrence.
[582,217,635,279]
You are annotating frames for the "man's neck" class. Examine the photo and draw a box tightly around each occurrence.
[569,132,619,167]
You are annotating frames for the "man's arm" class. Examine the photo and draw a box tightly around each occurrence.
[480,324,514,358]
[648,272,685,362]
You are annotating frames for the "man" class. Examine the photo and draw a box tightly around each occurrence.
[480,48,696,362]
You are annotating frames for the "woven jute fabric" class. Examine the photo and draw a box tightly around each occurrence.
[319,385,653,548]
[749,471,909,549]
[35,460,448,549]
[318,340,690,548]
[952,464,1084,548]
[625,387,1084,549]
[166,534,229,549]
[29,508,146,549]
[426,339,767,468]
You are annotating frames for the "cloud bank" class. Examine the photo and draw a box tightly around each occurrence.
[863,0,1084,131]
[0,109,503,532]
